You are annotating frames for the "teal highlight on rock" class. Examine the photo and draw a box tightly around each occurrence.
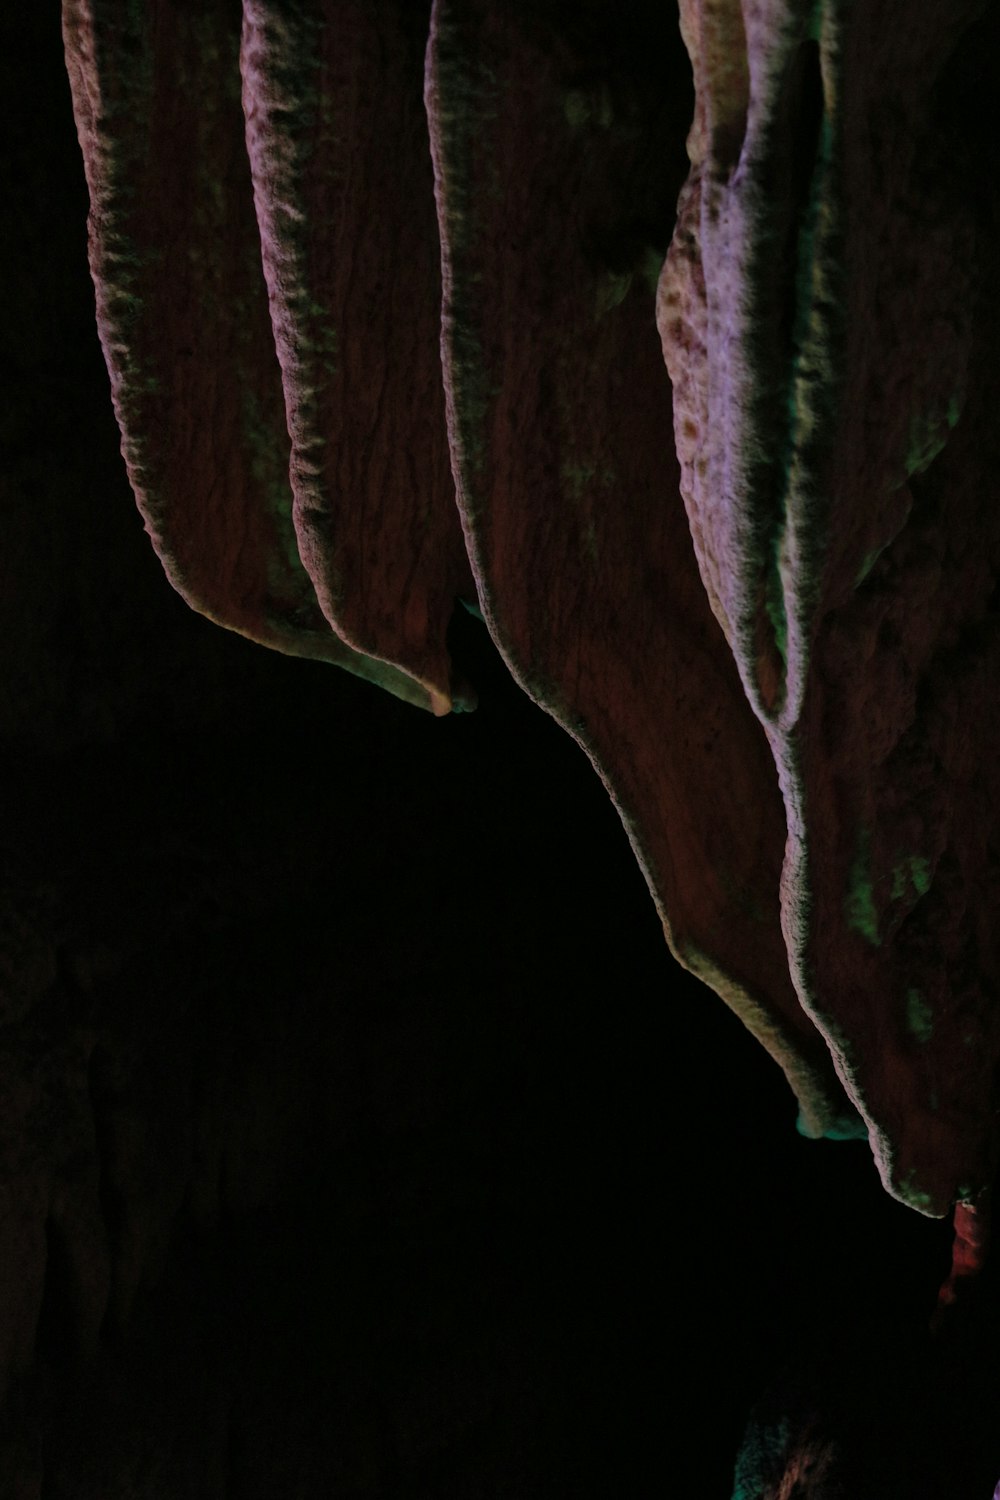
[905,988,934,1043]
[844,827,879,946]
[891,854,931,902]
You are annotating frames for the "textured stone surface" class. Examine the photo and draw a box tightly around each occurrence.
[426,0,858,1140]
[32,0,1000,1487]
[659,0,1000,1214]
[241,0,476,714]
[62,0,1000,1214]
[62,0,432,707]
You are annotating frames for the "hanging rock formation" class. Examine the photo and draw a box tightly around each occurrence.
[62,0,471,711]
[425,0,859,1142]
[659,0,1000,1216]
[241,0,477,712]
[62,0,1000,1221]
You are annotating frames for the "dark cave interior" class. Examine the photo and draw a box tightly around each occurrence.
[4,5,1000,1497]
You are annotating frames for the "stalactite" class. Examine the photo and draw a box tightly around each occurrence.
[63,0,1000,1226]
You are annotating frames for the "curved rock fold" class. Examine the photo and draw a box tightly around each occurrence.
[63,0,1000,1217]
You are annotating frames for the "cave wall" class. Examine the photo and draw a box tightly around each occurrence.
[3,5,1000,1497]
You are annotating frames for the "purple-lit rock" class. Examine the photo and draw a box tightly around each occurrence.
[62,0,452,709]
[660,0,1000,1215]
[63,0,1000,1218]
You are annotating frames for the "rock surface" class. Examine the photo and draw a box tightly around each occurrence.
[16,0,1000,1491]
[62,0,1000,1213]
[62,0,434,707]
[425,0,858,1139]
[62,0,1000,1217]
[241,0,476,713]
[659,0,1000,1214]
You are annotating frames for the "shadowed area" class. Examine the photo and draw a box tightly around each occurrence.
[3,0,1000,1494]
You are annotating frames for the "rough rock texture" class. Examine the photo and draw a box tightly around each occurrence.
[7,0,1000,1493]
[62,0,435,708]
[241,0,476,713]
[425,0,864,1140]
[62,0,1000,1218]
[659,0,1000,1215]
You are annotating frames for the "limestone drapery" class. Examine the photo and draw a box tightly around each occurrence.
[64,0,1000,1221]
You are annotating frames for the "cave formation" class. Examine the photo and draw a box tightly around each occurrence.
[63,0,1000,1207]
[3,0,1000,1493]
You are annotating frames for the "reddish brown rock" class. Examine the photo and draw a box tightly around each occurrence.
[12,0,1000,1490]
[659,0,1000,1213]
[62,0,1000,1216]
[62,0,432,708]
[425,0,858,1137]
[241,0,476,715]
